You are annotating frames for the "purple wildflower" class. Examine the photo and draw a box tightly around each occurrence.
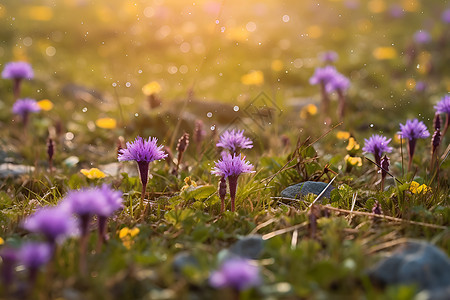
[211,153,254,178]
[309,65,338,86]
[23,206,77,244]
[319,51,338,63]
[325,72,350,93]
[399,119,430,140]
[399,119,430,171]
[0,248,18,288]
[19,242,53,270]
[12,98,41,127]
[212,154,254,212]
[63,188,111,218]
[2,61,34,80]
[415,81,426,92]
[442,9,450,23]
[118,136,167,212]
[363,134,393,166]
[209,258,261,291]
[2,62,34,99]
[216,130,253,154]
[413,30,431,44]
[118,136,167,163]
[434,95,450,114]
[435,95,450,135]
[389,4,404,18]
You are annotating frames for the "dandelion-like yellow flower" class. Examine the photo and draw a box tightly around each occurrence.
[345,155,362,167]
[409,181,432,194]
[241,70,264,86]
[37,99,54,111]
[0,237,4,245]
[80,168,106,179]
[300,104,318,119]
[142,81,162,96]
[336,131,351,140]
[95,117,117,129]
[119,227,140,249]
[346,137,360,151]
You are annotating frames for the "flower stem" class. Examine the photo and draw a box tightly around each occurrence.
[228,175,238,212]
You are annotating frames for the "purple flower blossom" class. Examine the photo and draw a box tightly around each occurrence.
[23,206,77,243]
[399,119,430,170]
[389,4,404,18]
[399,119,430,140]
[216,130,253,153]
[63,188,110,217]
[435,95,450,135]
[413,30,431,44]
[0,247,18,286]
[415,81,426,92]
[319,51,338,63]
[212,154,254,212]
[1,61,34,80]
[442,9,450,23]
[325,72,350,93]
[118,136,167,211]
[211,153,254,178]
[19,242,52,270]
[309,65,338,85]
[98,184,123,216]
[118,136,167,163]
[363,134,393,165]
[12,98,41,116]
[434,95,450,114]
[210,258,261,291]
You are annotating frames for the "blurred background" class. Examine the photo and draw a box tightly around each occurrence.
[0,0,449,163]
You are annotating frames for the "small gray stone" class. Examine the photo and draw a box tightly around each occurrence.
[172,252,199,274]
[368,240,450,294]
[281,181,334,199]
[229,235,265,259]
[0,163,34,178]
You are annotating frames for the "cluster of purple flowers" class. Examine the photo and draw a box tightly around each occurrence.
[212,130,255,212]
[2,62,41,126]
[309,63,350,120]
[363,112,439,173]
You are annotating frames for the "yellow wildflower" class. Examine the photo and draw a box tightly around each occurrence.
[119,227,140,249]
[0,237,4,245]
[300,104,318,119]
[22,6,53,21]
[80,168,106,179]
[181,176,198,192]
[95,117,117,129]
[142,81,162,96]
[37,99,54,111]
[409,181,432,194]
[271,60,284,72]
[336,131,351,140]
[373,47,397,60]
[241,70,264,86]
[368,0,386,13]
[307,25,322,39]
[345,155,362,167]
[346,137,360,151]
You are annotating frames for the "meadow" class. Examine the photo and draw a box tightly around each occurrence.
[0,0,449,299]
